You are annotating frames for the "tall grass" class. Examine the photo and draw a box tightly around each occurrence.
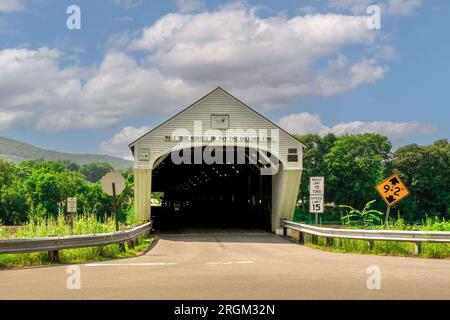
[0,214,150,269]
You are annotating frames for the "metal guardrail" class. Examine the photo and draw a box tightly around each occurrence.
[281,220,450,254]
[0,222,153,258]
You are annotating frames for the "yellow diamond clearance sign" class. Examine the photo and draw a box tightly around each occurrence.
[376,174,410,207]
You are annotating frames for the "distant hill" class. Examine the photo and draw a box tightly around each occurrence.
[0,136,133,170]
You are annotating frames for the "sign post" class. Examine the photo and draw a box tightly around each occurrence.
[67,197,77,234]
[376,174,410,228]
[384,206,391,227]
[310,177,325,225]
[112,182,118,231]
[100,172,126,232]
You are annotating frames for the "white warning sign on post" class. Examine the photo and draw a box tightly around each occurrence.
[310,177,324,213]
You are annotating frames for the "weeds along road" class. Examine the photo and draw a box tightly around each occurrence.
[0,229,449,300]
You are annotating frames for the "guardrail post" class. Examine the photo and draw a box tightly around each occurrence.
[145,223,153,237]
[283,226,287,237]
[48,250,59,263]
[413,242,422,256]
[311,235,319,245]
[326,237,333,247]
[298,232,305,244]
[367,240,374,251]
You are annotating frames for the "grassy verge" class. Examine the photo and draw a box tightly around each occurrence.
[0,236,153,269]
[0,214,153,269]
[305,237,450,259]
[300,218,450,259]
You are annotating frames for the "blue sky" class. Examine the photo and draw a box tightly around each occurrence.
[0,0,448,158]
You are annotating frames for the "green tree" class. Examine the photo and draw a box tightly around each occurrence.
[0,160,31,224]
[323,134,391,209]
[0,159,134,225]
[294,134,337,211]
[392,139,450,221]
[0,182,30,225]
[0,160,16,186]
[20,161,92,219]
[59,160,80,172]
[79,163,113,183]
[28,173,62,217]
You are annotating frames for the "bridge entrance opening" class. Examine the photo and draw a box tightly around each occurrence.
[151,147,273,230]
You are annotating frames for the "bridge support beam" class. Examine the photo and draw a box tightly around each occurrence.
[272,168,302,232]
[134,168,152,223]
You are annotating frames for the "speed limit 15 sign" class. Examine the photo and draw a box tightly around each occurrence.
[310,195,324,213]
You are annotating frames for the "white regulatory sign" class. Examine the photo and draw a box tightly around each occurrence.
[310,195,324,213]
[67,197,77,213]
[310,176,325,195]
[310,177,325,213]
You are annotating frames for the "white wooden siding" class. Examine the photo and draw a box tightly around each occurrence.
[131,88,303,170]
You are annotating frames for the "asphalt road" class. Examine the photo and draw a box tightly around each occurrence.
[0,228,449,300]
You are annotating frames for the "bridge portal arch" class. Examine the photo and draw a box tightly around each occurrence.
[129,87,304,232]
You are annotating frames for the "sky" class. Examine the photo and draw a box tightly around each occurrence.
[0,0,448,159]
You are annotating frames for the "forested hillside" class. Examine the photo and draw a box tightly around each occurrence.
[0,137,132,170]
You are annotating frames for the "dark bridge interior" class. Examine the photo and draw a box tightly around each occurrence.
[151,147,272,230]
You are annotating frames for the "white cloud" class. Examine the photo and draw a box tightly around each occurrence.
[0,48,69,98]
[0,4,390,131]
[0,111,32,130]
[374,45,397,60]
[328,0,371,15]
[130,5,383,109]
[328,0,422,16]
[312,55,387,96]
[0,48,198,132]
[112,0,143,9]
[106,31,131,49]
[100,126,151,158]
[278,112,437,141]
[278,113,326,136]
[0,0,24,12]
[174,0,204,13]
[330,120,437,139]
